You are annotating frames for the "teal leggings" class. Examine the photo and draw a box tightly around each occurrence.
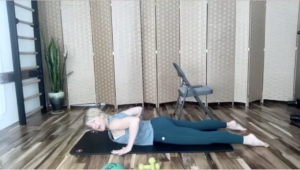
[151,116,243,145]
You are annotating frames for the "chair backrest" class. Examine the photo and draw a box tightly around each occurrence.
[173,63,192,86]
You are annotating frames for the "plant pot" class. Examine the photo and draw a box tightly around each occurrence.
[49,91,65,114]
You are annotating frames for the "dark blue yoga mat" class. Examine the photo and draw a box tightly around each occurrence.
[70,130,233,155]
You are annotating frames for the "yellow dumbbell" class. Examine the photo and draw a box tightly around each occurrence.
[138,157,160,170]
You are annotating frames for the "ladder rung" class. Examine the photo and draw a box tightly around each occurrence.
[17,19,34,26]
[21,66,39,71]
[14,2,35,12]
[24,93,42,101]
[18,36,37,40]
[23,79,41,86]
[20,52,38,55]
[26,106,43,116]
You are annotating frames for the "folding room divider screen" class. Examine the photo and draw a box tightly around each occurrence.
[38,0,300,108]
[263,1,299,102]
[207,1,236,103]
[297,23,300,99]
[111,1,144,106]
[248,1,266,103]
[60,1,96,105]
[234,1,266,106]
[180,1,207,103]
[156,1,180,105]
[235,1,250,104]
[141,0,157,105]
[90,1,116,106]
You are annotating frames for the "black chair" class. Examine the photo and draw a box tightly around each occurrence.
[173,63,213,120]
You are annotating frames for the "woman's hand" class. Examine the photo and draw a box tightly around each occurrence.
[109,116,139,156]
[111,146,132,155]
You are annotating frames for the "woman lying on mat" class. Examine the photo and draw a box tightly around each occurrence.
[83,107,269,155]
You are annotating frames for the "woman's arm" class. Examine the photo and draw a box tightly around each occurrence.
[122,106,143,117]
[109,116,140,155]
[125,117,140,149]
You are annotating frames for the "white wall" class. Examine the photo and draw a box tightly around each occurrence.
[0,1,19,130]
[0,1,40,130]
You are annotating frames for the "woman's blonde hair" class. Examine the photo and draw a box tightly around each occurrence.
[83,108,110,126]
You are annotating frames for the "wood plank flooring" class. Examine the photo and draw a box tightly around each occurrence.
[0,101,300,169]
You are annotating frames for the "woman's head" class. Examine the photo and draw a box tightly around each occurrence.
[83,108,110,131]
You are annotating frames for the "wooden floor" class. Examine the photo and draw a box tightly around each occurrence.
[1,101,300,169]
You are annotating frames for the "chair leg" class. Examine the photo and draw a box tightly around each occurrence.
[173,94,180,116]
[178,95,187,120]
[194,95,214,119]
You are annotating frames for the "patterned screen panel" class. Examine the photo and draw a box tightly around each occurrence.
[157,0,180,104]
[180,0,207,102]
[38,1,64,48]
[207,1,236,103]
[248,1,266,102]
[61,1,96,105]
[263,1,299,101]
[234,1,250,104]
[38,1,65,105]
[111,0,144,105]
[141,0,157,105]
[90,0,116,106]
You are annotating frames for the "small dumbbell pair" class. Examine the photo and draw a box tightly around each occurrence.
[138,157,160,170]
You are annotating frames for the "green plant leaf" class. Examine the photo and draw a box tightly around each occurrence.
[40,28,69,93]
[40,25,53,89]
[48,42,55,92]
[50,39,57,92]
[56,48,61,92]
[61,51,68,90]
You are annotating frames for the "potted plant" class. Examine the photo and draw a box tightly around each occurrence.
[41,30,73,114]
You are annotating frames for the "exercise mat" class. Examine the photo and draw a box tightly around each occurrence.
[70,130,233,155]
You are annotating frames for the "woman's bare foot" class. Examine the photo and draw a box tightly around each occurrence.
[226,120,247,131]
[243,134,269,147]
